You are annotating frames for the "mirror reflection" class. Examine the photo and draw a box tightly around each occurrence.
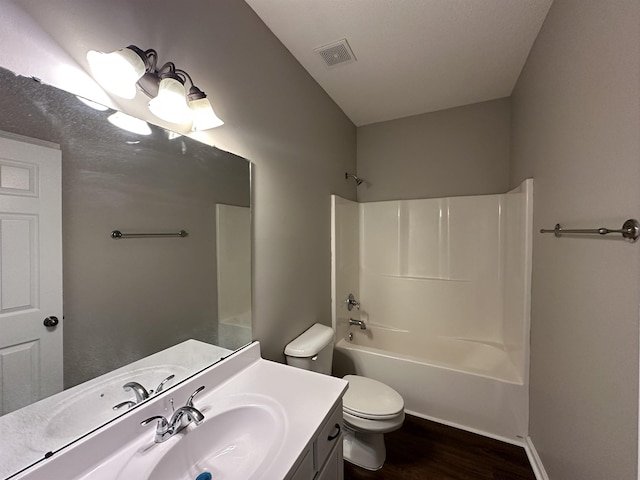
[0,66,251,478]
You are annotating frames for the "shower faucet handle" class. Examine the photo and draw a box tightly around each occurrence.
[346,293,360,311]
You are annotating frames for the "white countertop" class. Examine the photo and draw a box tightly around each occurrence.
[9,342,348,480]
[1,340,231,480]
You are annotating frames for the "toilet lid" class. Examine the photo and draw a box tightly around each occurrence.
[343,375,404,419]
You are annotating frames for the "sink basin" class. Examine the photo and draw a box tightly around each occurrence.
[118,396,286,480]
[45,365,187,441]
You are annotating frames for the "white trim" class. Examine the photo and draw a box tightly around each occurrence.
[0,129,60,150]
[404,409,526,447]
[524,436,550,480]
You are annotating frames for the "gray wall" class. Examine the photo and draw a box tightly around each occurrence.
[0,0,357,363]
[356,98,511,202]
[510,1,640,478]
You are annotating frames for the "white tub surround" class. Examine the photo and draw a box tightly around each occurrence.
[9,342,348,480]
[216,204,252,350]
[331,179,533,442]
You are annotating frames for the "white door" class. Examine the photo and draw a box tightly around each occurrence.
[0,132,62,415]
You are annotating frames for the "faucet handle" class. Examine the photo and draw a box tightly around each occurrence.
[141,415,172,443]
[113,400,136,411]
[186,386,205,407]
[345,293,360,311]
[141,415,169,431]
[154,374,176,394]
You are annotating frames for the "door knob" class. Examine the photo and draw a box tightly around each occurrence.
[43,316,59,327]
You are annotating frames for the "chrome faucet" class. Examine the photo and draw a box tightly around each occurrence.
[349,318,366,330]
[345,293,360,311]
[141,386,205,443]
[123,382,150,403]
[114,374,176,410]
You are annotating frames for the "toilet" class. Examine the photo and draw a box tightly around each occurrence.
[284,323,405,471]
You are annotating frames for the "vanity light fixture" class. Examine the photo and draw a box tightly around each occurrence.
[86,45,223,130]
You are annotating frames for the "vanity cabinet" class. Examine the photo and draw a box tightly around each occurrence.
[289,402,344,480]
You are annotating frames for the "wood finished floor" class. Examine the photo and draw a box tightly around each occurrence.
[344,415,536,480]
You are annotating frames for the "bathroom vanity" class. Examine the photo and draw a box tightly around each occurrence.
[8,342,348,480]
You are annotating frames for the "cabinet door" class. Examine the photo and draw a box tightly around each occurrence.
[289,448,313,480]
[316,440,343,480]
[316,403,343,470]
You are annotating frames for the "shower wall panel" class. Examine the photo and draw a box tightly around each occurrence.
[332,180,531,380]
[359,195,504,342]
[331,195,360,341]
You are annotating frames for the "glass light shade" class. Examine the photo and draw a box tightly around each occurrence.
[148,77,193,124]
[189,97,224,131]
[107,111,152,135]
[86,48,146,99]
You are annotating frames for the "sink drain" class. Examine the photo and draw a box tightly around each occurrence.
[195,473,212,480]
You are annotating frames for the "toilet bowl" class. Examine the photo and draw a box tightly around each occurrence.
[284,323,405,470]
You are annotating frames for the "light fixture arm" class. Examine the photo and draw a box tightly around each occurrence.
[126,45,158,73]
[156,62,184,82]
[175,68,194,88]
[175,69,207,101]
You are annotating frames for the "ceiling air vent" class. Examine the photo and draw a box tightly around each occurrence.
[315,39,357,68]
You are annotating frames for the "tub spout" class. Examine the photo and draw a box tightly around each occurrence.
[349,318,366,330]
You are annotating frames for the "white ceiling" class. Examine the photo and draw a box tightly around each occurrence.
[244,0,553,126]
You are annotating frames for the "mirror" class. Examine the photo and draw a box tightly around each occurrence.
[0,66,251,478]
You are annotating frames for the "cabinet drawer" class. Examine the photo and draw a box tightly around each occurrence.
[315,402,343,471]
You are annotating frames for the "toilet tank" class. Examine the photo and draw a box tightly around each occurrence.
[284,323,335,375]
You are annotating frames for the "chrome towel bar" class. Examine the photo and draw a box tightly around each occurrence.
[111,230,188,239]
[540,219,639,242]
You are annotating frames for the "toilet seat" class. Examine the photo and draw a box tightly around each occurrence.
[342,375,404,420]
[343,409,405,434]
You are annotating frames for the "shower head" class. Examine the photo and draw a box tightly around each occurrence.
[345,172,364,186]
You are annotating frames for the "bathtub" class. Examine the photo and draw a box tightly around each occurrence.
[332,325,528,443]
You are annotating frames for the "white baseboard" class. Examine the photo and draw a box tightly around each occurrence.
[404,409,525,446]
[524,436,549,480]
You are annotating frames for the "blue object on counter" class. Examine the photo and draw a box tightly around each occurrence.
[195,472,212,480]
